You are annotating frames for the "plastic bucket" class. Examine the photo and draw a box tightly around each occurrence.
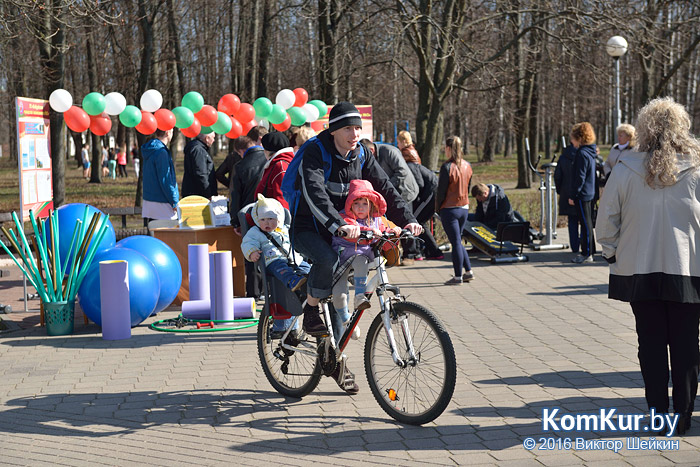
[44,300,75,336]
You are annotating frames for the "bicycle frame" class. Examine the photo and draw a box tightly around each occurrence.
[273,233,420,370]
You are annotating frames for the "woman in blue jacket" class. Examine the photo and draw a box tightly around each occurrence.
[568,122,597,264]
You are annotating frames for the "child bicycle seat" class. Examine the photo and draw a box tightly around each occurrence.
[238,203,304,319]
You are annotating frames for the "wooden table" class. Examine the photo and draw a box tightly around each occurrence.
[152,226,245,305]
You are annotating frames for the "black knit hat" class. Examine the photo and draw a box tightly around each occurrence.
[261,132,290,153]
[328,102,362,133]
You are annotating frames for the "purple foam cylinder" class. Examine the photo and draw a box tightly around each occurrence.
[181,299,211,320]
[209,251,234,321]
[232,297,255,319]
[100,260,131,340]
[188,243,209,301]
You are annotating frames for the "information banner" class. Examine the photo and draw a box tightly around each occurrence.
[16,97,53,220]
[310,104,373,141]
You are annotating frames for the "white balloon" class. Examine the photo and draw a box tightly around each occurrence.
[275,89,296,110]
[49,89,72,113]
[258,118,269,130]
[302,103,320,123]
[140,89,163,112]
[104,92,127,115]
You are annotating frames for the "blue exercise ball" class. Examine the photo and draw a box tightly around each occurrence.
[116,235,182,313]
[77,247,160,327]
[46,203,116,268]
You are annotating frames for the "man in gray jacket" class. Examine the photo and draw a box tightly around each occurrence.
[360,139,419,204]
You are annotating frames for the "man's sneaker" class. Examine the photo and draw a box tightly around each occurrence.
[571,255,593,264]
[290,276,307,292]
[462,271,475,282]
[354,294,371,311]
[302,304,328,336]
[331,363,359,394]
[444,276,462,285]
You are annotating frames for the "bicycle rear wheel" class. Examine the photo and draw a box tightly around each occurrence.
[364,301,456,425]
[257,310,322,398]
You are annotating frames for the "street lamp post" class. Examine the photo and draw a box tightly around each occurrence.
[606,36,628,139]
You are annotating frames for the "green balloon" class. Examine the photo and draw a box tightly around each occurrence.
[119,105,142,128]
[200,125,214,134]
[309,100,328,118]
[253,97,273,119]
[82,92,106,116]
[288,107,307,126]
[172,106,195,129]
[211,112,232,134]
[182,91,204,113]
[268,104,287,125]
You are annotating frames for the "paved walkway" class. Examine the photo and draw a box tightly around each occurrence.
[1,231,699,466]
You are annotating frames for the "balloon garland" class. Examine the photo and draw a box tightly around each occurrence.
[49,87,328,137]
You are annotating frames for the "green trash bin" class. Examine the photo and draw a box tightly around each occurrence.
[44,300,75,336]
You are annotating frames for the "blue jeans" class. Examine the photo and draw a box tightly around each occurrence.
[292,230,339,299]
[266,259,310,289]
[440,207,472,277]
[575,200,593,257]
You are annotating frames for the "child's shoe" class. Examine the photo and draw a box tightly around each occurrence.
[302,304,328,336]
[354,294,371,311]
[290,275,307,292]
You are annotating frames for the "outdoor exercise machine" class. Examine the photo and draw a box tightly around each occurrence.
[462,220,530,264]
[526,138,568,251]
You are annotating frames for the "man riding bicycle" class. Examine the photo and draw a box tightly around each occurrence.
[290,102,422,394]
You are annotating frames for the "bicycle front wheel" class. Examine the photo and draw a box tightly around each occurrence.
[364,301,457,425]
[257,310,322,398]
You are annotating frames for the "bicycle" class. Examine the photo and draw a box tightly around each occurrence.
[257,230,457,425]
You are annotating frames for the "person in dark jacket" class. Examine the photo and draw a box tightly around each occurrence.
[181,132,217,199]
[471,183,517,231]
[554,143,580,253]
[568,122,597,264]
[291,102,422,394]
[230,135,267,299]
[214,149,242,191]
[399,130,442,259]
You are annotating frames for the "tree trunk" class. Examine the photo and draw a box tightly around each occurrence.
[36,0,67,206]
[86,32,102,184]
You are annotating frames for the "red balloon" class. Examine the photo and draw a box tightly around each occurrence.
[241,118,257,135]
[64,106,90,132]
[89,112,112,136]
[154,108,176,131]
[195,105,218,127]
[235,103,255,123]
[181,117,201,138]
[135,111,157,135]
[272,114,292,132]
[225,117,243,139]
[218,94,241,116]
[293,88,308,107]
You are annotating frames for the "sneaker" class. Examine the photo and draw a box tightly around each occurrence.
[571,255,593,264]
[353,294,371,311]
[462,271,475,282]
[444,277,463,285]
[331,363,360,395]
[424,254,445,260]
[400,258,415,266]
[290,276,307,292]
[302,304,328,336]
[414,256,425,261]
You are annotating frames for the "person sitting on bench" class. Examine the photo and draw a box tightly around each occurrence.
[471,183,517,230]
